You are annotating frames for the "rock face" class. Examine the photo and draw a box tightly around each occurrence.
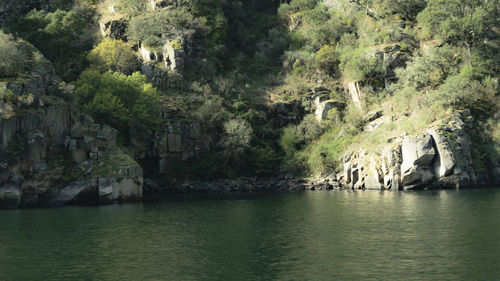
[342,112,485,190]
[0,60,143,209]
[139,41,185,72]
[400,134,436,187]
[132,121,209,176]
[314,99,346,122]
[99,19,128,41]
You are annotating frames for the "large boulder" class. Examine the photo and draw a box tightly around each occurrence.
[49,179,97,206]
[401,134,436,187]
[428,128,455,178]
[427,114,476,188]
[401,134,435,174]
[381,142,402,190]
[98,177,142,204]
[364,156,384,190]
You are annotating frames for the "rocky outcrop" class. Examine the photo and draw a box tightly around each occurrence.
[149,0,172,11]
[400,133,436,188]
[0,56,144,209]
[0,108,144,208]
[341,112,487,190]
[139,40,185,72]
[314,96,346,122]
[99,19,128,41]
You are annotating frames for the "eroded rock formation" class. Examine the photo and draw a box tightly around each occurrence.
[342,111,490,190]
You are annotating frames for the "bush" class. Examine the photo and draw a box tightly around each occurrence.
[221,119,253,164]
[429,67,497,120]
[12,5,97,81]
[279,125,304,160]
[88,38,138,74]
[297,114,323,142]
[74,69,161,130]
[417,0,498,48]
[305,127,354,174]
[392,45,459,91]
[316,45,337,74]
[0,31,26,77]
[127,7,207,50]
[341,47,381,82]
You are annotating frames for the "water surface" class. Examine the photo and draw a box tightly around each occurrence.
[1,189,499,280]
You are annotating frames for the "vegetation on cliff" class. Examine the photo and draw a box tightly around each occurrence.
[0,0,498,181]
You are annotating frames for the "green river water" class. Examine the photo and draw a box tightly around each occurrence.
[1,189,499,281]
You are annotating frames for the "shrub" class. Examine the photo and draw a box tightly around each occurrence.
[221,119,253,163]
[12,5,97,81]
[0,31,26,77]
[417,0,498,49]
[392,45,459,91]
[279,125,303,158]
[74,69,161,130]
[88,38,138,74]
[127,7,207,50]
[297,114,323,142]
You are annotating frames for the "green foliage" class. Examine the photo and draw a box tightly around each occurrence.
[0,31,26,78]
[221,119,253,163]
[88,38,138,74]
[280,125,304,159]
[248,145,282,176]
[279,125,307,174]
[297,114,323,142]
[127,7,207,50]
[393,45,459,91]
[194,95,229,130]
[343,105,366,134]
[379,0,427,21]
[316,45,337,74]
[10,5,97,81]
[429,67,497,120]
[341,47,382,82]
[74,69,161,130]
[115,0,147,16]
[0,87,15,119]
[305,127,354,174]
[418,0,499,47]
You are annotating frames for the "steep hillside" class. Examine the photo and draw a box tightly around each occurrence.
[0,0,498,208]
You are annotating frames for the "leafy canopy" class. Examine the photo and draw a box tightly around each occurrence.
[74,69,162,130]
[88,38,138,74]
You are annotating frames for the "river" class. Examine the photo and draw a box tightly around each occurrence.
[1,189,499,280]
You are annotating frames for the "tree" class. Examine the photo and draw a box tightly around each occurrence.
[430,66,496,116]
[380,0,426,21]
[221,119,253,163]
[316,45,337,74]
[418,0,499,56]
[88,38,138,74]
[0,31,25,77]
[393,45,459,91]
[11,5,97,81]
[279,126,304,158]
[127,7,206,50]
[297,114,323,142]
[74,69,162,130]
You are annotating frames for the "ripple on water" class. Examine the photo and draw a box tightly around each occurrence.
[0,189,499,281]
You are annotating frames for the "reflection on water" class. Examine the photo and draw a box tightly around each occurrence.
[1,189,499,281]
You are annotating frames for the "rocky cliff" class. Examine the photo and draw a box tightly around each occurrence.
[0,46,143,209]
[341,110,499,190]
